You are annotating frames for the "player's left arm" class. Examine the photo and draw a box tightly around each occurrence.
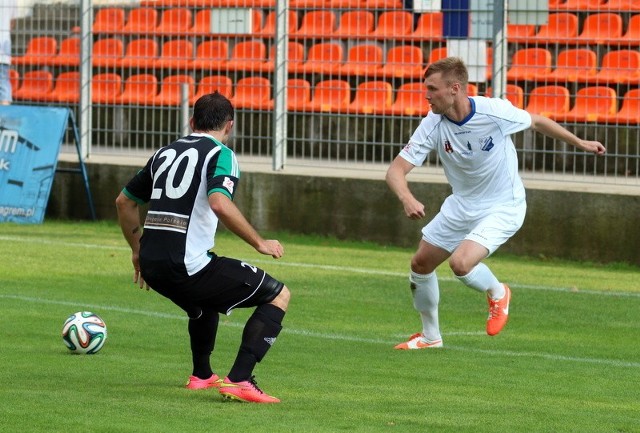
[209,192,284,259]
[529,113,606,155]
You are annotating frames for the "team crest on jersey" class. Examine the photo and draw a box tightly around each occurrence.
[443,139,453,154]
[480,136,494,152]
[223,176,235,194]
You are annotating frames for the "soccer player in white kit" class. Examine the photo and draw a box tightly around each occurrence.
[386,57,606,349]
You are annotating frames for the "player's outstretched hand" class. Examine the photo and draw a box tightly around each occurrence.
[257,239,284,259]
[581,140,606,155]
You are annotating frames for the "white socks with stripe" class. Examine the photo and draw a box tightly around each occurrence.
[456,262,505,300]
[410,271,442,342]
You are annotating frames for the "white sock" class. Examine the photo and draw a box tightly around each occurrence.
[456,263,505,300]
[410,271,441,342]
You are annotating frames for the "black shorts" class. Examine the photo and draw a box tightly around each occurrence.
[141,255,284,318]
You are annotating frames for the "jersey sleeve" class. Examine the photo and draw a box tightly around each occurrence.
[485,97,532,136]
[399,113,440,166]
[206,145,239,200]
[121,157,155,204]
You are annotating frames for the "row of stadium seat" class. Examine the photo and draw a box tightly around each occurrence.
[138,0,403,9]
[13,36,640,85]
[136,0,640,11]
[90,8,640,46]
[9,69,640,123]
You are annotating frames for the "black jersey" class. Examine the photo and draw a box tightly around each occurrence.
[122,133,239,276]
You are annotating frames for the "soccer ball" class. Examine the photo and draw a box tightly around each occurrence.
[61,312,108,354]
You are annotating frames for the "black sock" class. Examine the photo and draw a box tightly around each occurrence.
[188,309,219,379]
[227,304,285,382]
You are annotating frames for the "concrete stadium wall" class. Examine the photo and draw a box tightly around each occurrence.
[48,159,640,266]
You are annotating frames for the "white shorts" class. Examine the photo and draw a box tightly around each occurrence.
[422,195,527,255]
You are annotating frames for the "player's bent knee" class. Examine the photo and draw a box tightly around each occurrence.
[269,285,290,311]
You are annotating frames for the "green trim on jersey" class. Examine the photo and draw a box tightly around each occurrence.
[121,187,147,205]
[205,136,240,200]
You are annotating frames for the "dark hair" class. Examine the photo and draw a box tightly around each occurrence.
[424,57,469,87]
[192,92,234,132]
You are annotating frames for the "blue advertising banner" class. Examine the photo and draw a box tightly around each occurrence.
[0,105,69,224]
[442,0,470,38]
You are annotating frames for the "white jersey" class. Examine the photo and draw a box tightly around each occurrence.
[400,96,532,209]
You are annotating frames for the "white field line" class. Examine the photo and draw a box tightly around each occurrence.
[1,235,638,298]
[1,293,639,369]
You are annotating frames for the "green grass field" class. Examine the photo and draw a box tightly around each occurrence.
[0,221,638,433]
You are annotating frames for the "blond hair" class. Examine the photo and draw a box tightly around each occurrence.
[424,57,469,88]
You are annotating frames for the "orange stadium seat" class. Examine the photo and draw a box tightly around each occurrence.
[529,13,578,44]
[231,76,273,110]
[295,10,336,37]
[333,10,374,38]
[153,74,195,106]
[554,0,605,10]
[118,38,159,69]
[92,73,122,104]
[507,23,536,42]
[603,89,640,124]
[305,79,351,112]
[386,81,427,116]
[555,86,617,123]
[411,12,443,40]
[543,48,597,83]
[121,8,158,34]
[340,44,383,76]
[619,14,640,46]
[53,37,80,67]
[93,7,125,33]
[286,78,312,111]
[156,8,192,35]
[348,80,393,114]
[12,36,57,66]
[486,84,524,109]
[371,11,413,38]
[367,0,402,9]
[506,48,552,81]
[377,45,424,79]
[548,0,564,9]
[191,75,233,104]
[45,71,81,103]
[427,46,447,65]
[577,13,623,45]
[191,9,211,35]
[92,38,124,68]
[266,41,305,71]
[116,74,158,105]
[591,50,640,85]
[290,0,329,7]
[257,10,298,36]
[12,70,53,101]
[226,40,269,72]
[154,39,194,70]
[525,85,571,118]
[293,41,344,74]
[606,0,640,11]
[192,40,229,71]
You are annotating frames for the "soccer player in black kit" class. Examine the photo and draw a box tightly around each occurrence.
[116,92,290,403]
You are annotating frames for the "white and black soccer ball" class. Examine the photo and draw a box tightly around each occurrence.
[61,312,107,354]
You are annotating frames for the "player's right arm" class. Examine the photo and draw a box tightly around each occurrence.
[386,156,425,220]
[115,191,148,289]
